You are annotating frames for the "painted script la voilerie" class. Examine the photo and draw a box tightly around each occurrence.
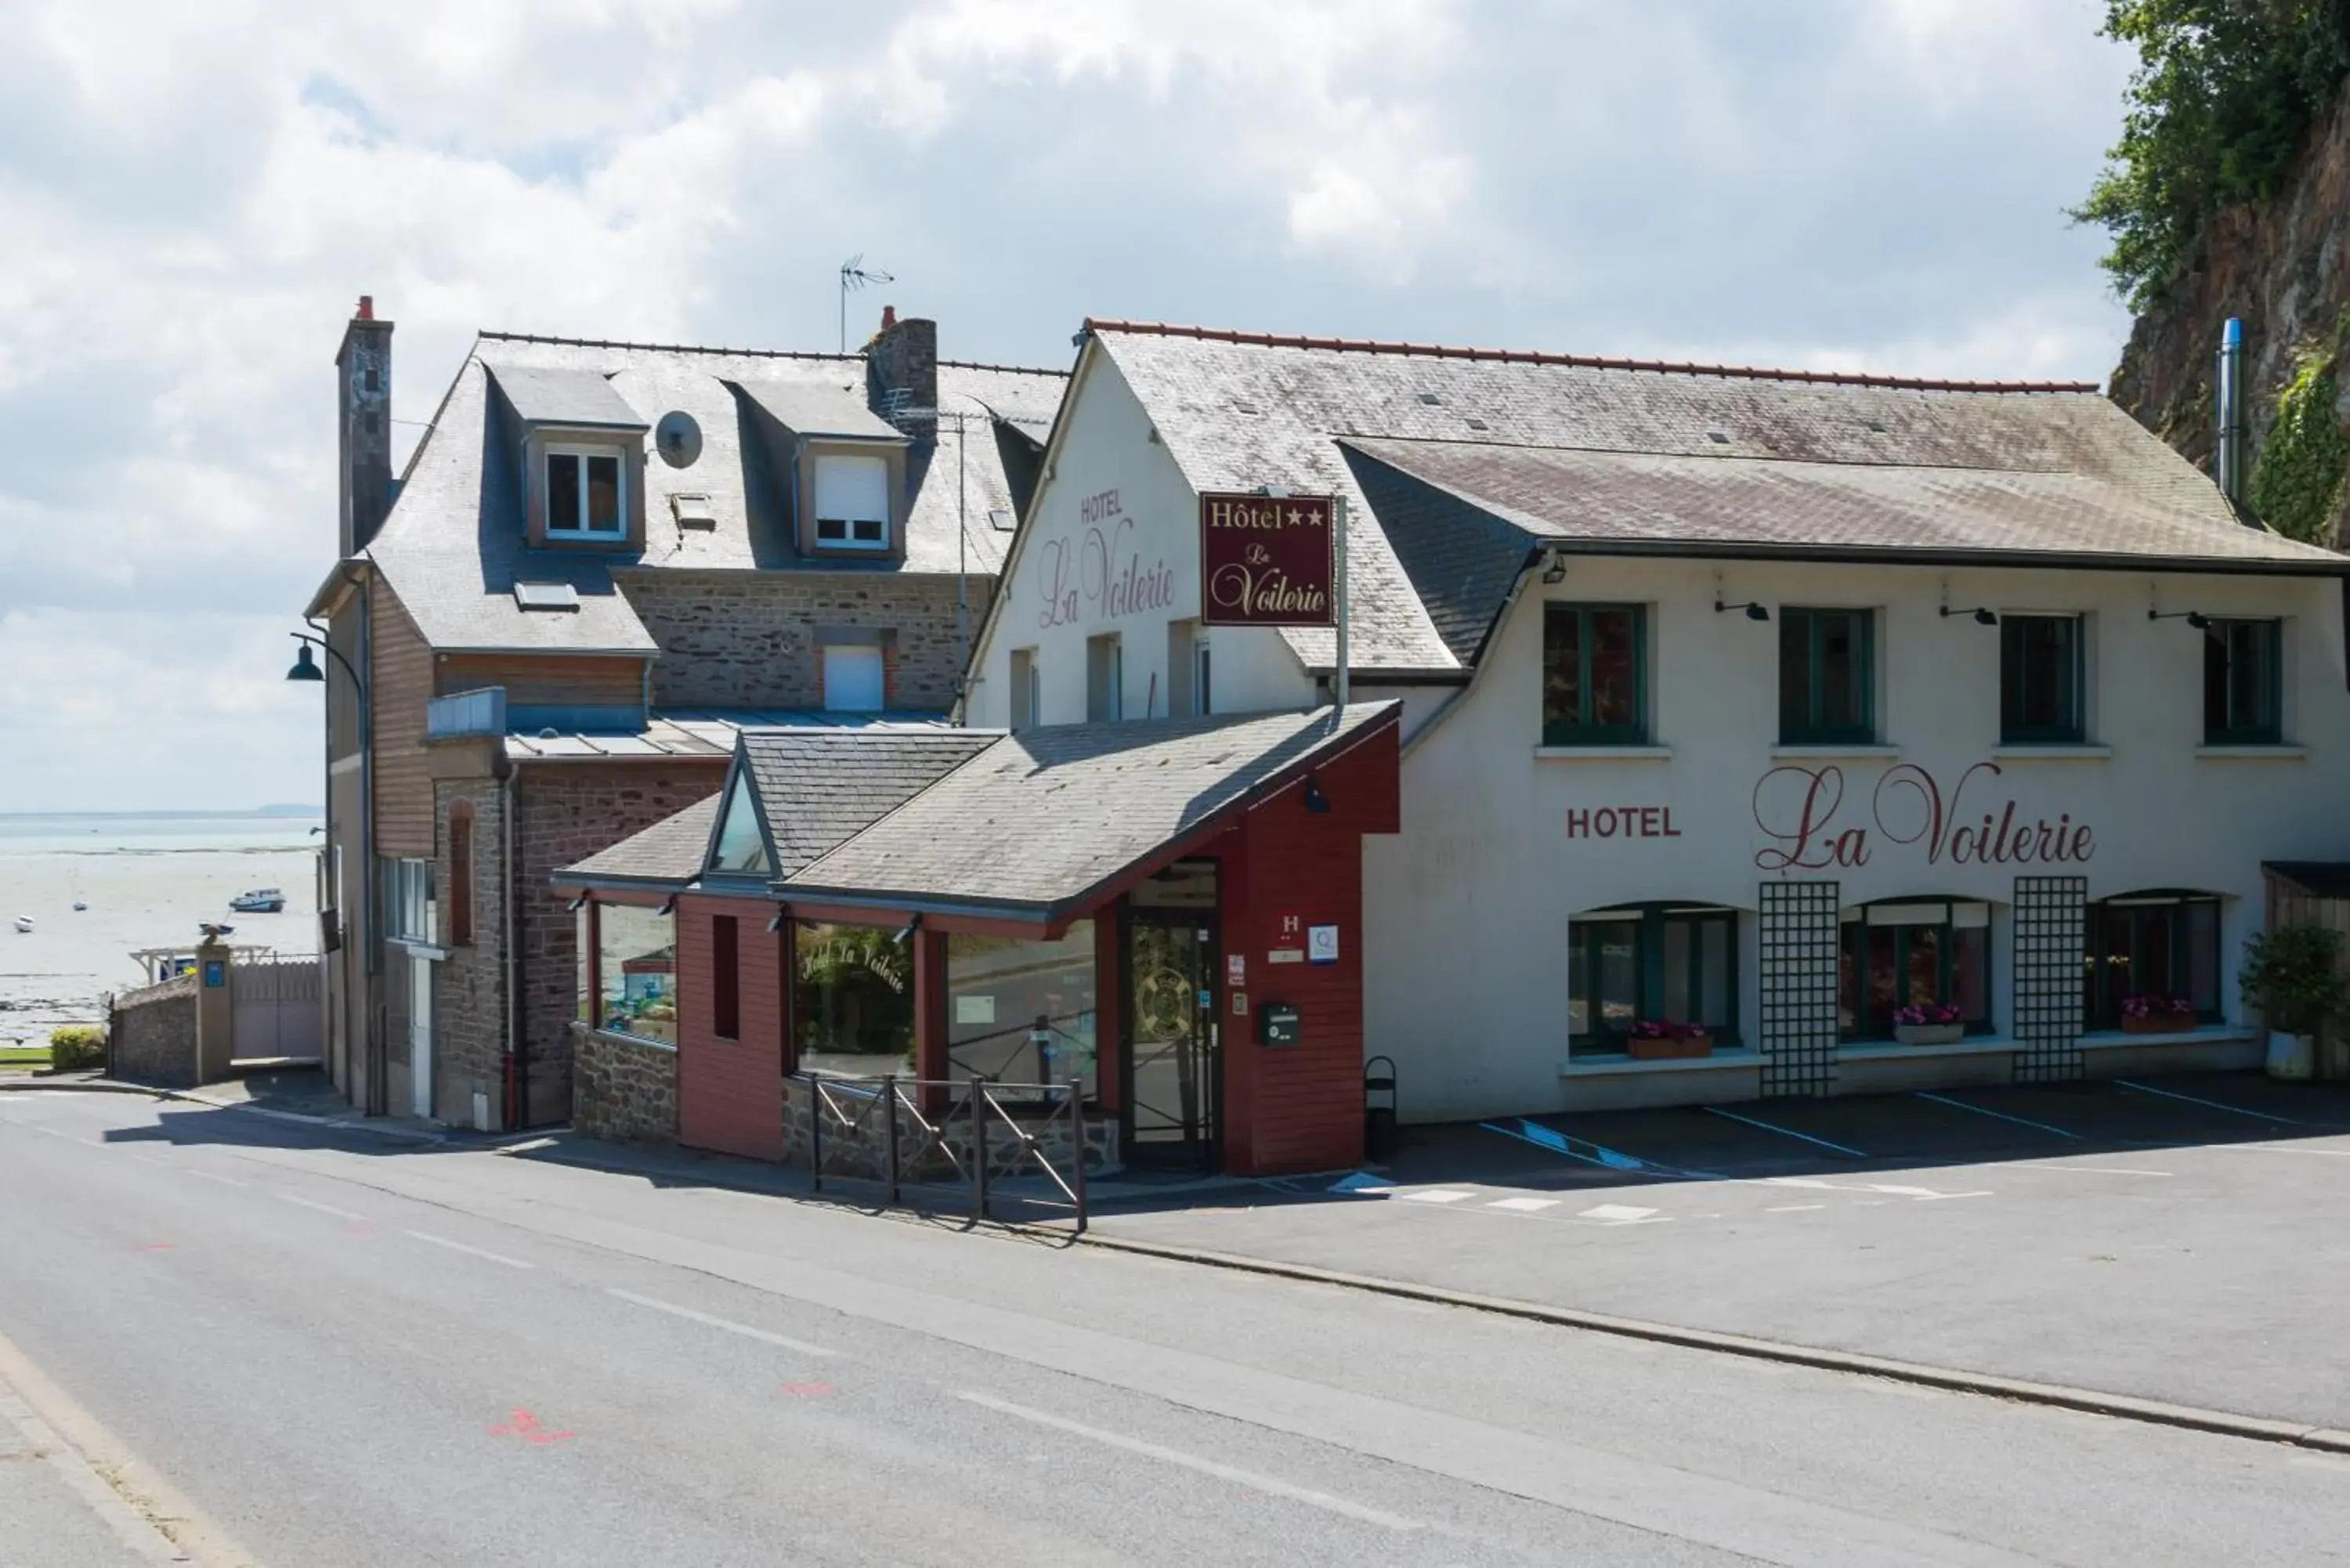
[1752,762,2095,872]
[1037,490,1175,628]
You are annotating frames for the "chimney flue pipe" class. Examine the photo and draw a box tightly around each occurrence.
[2216,316,2245,504]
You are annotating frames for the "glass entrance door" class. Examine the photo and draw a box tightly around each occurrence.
[1125,913,1219,1166]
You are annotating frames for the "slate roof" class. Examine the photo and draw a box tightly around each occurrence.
[483,363,646,429]
[743,729,1000,878]
[356,334,1067,655]
[560,794,721,886]
[1083,320,2347,674]
[735,380,906,442]
[783,703,1397,916]
[504,708,954,761]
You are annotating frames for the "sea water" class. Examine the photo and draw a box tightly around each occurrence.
[0,812,324,1043]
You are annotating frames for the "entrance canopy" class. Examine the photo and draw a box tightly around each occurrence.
[555,703,1402,926]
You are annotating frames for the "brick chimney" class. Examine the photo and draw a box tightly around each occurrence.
[335,294,395,556]
[866,306,937,442]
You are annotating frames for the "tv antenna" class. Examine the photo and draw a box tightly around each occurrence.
[839,255,894,353]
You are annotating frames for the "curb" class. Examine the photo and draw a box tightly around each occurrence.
[0,1078,167,1097]
[0,1075,446,1144]
[1062,1228,2350,1454]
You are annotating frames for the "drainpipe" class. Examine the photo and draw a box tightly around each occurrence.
[497,750,521,1131]
[358,565,385,1118]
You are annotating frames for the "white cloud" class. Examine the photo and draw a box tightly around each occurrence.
[0,0,2140,810]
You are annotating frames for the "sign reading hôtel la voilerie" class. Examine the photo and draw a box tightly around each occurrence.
[1198,492,1336,627]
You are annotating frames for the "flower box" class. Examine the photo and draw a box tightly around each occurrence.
[1628,1030,1712,1060]
[1893,1023,1965,1046]
[2121,1013,2190,1035]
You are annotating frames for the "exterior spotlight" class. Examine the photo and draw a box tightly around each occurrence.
[1940,606,1998,627]
[2148,609,2211,628]
[1715,599,1770,622]
[894,912,924,944]
[1303,775,1331,814]
[1540,552,1567,586]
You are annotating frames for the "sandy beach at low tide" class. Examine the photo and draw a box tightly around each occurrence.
[0,814,321,1042]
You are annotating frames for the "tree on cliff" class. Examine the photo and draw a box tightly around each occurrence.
[2074,1,2350,311]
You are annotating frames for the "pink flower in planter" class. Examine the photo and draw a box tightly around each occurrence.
[1893,1003,1961,1028]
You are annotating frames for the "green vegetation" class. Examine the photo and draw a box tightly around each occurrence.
[2249,345,2350,539]
[2073,1,2350,309]
[49,1024,105,1072]
[0,1046,48,1071]
[2240,923,2350,1034]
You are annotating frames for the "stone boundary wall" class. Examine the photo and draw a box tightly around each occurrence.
[110,974,200,1087]
[779,1075,1118,1183]
[573,1025,678,1145]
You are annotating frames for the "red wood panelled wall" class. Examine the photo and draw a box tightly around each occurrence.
[1217,721,1401,1176]
[675,891,786,1159]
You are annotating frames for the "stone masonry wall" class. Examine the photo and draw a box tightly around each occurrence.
[515,757,726,1126]
[434,776,508,1129]
[110,974,199,1087]
[573,1025,678,1144]
[620,571,993,712]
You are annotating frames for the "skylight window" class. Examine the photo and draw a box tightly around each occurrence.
[513,582,580,612]
[989,508,1014,532]
[1417,391,1443,406]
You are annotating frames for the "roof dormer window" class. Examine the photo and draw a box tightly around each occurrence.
[813,453,890,549]
[547,446,626,537]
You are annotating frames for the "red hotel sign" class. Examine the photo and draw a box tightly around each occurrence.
[1198,492,1335,627]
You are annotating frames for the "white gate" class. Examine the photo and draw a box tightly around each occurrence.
[230,959,326,1063]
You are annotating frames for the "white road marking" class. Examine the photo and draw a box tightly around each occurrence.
[956,1389,1423,1533]
[1914,1091,2078,1140]
[1703,1106,1865,1158]
[404,1230,533,1269]
[183,1169,248,1187]
[2189,1141,2350,1160]
[1485,1196,1560,1212]
[277,1193,367,1222]
[2006,1163,2173,1178]
[2116,1079,2297,1124]
[606,1288,836,1357]
[1578,1204,1661,1223]
[1397,1188,1475,1204]
[1764,1204,1826,1212]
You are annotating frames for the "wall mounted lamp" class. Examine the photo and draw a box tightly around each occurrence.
[1303,775,1331,814]
[894,912,924,945]
[2148,608,2211,628]
[1714,598,1770,622]
[1540,554,1567,585]
[566,895,588,914]
[1940,605,1998,627]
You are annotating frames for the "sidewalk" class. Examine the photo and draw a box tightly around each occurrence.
[0,1065,442,1143]
[0,1370,183,1566]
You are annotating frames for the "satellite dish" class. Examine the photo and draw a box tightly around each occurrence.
[655,411,703,468]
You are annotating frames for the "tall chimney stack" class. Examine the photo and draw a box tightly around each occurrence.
[336,294,395,556]
[2216,316,2246,508]
[866,306,938,442]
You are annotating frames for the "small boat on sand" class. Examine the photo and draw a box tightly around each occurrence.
[229,888,286,915]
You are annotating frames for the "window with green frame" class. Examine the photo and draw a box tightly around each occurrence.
[1999,614,2085,744]
[1542,603,1646,745]
[2203,619,2283,744]
[1567,905,1738,1052]
[1838,900,1992,1040]
[2083,892,2221,1029]
[1778,608,1874,744]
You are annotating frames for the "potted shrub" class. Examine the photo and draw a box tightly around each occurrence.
[1892,1003,1964,1046]
[2239,924,2348,1082]
[2119,995,2196,1035]
[1627,1020,1712,1060]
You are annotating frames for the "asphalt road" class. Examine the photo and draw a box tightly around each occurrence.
[1097,1072,2350,1430]
[2,1090,2348,1566]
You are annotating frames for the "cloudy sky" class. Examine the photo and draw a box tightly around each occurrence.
[0,0,2135,813]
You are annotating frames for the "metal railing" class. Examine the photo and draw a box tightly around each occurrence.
[798,1073,1089,1233]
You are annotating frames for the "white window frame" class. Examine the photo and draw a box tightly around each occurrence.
[812,453,892,551]
[546,444,627,538]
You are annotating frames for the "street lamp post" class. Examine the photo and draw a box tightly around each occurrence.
[286,627,379,1115]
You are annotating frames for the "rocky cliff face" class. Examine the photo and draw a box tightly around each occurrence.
[2112,87,2350,545]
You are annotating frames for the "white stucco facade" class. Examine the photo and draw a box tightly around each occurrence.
[1367,555,2350,1121]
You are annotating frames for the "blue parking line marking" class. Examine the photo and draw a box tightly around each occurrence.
[1703,1106,1865,1158]
[1914,1091,2079,1140]
[1478,1120,1719,1181]
[2117,1079,2298,1125]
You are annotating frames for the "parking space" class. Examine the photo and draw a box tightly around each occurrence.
[1093,1070,2350,1429]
